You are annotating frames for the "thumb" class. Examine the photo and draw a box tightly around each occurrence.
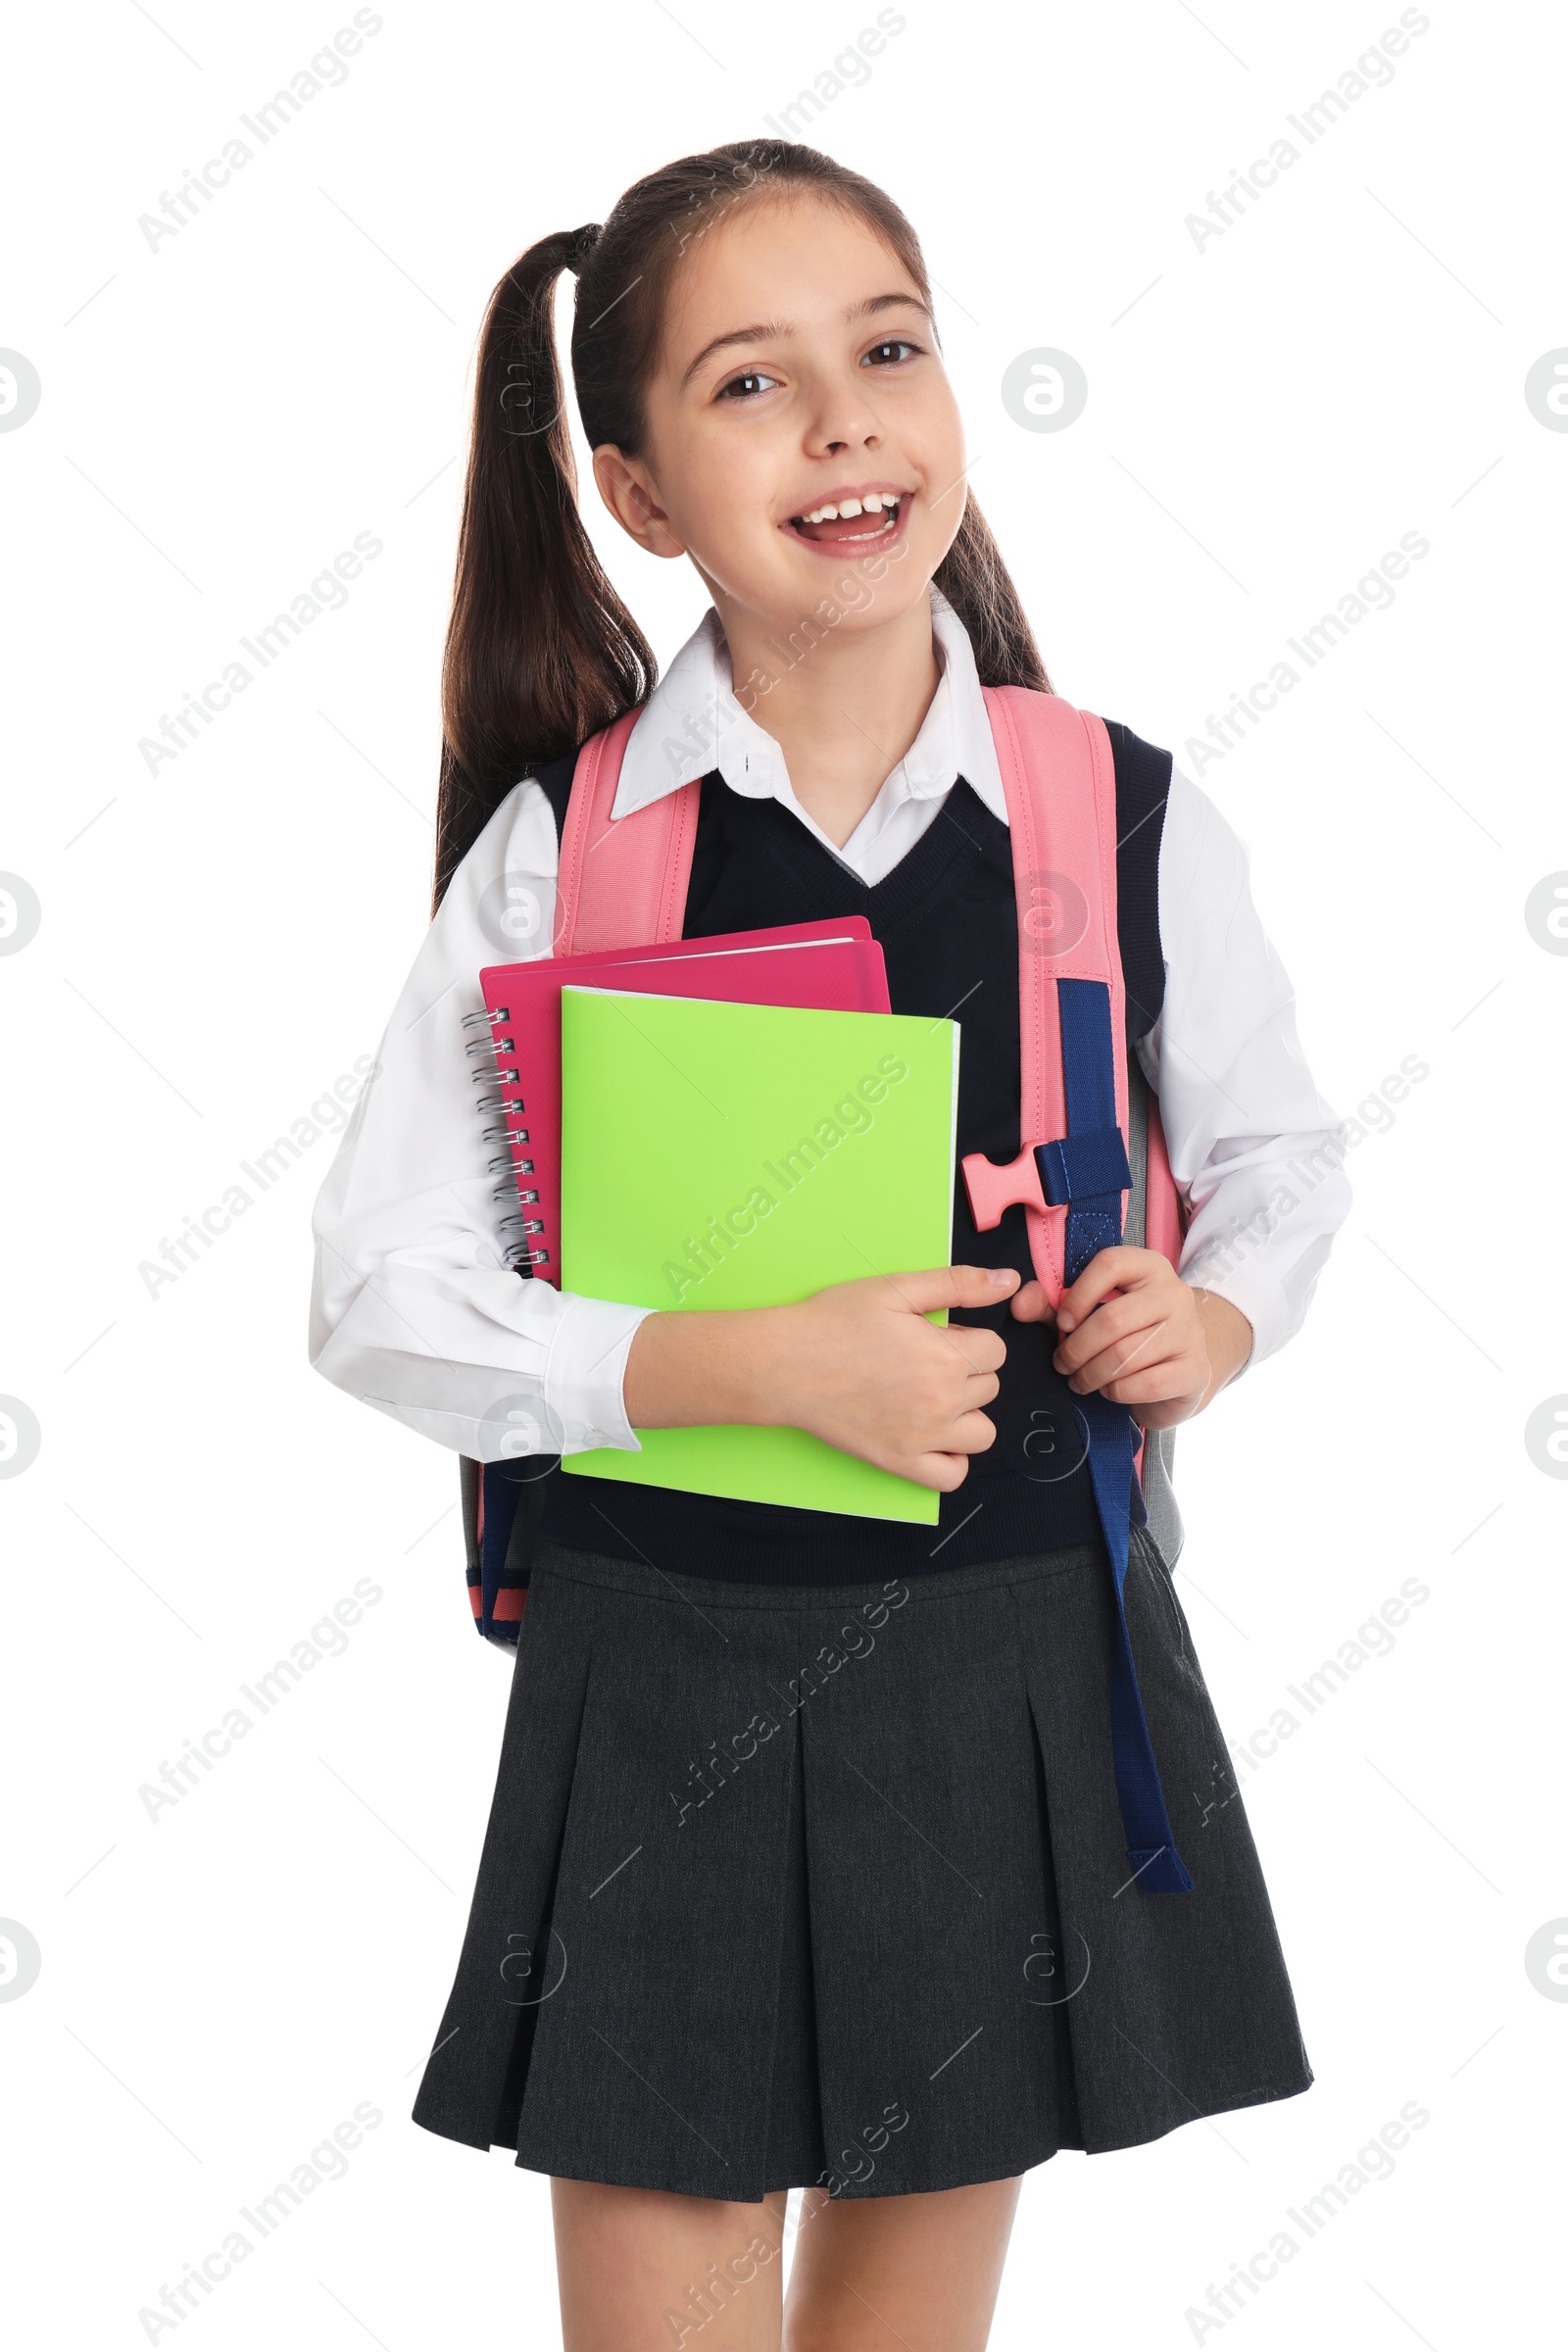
[877,1263,1020,1314]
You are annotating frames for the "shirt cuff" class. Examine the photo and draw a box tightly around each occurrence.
[1187,1256,1288,1375]
[542,1294,659,1453]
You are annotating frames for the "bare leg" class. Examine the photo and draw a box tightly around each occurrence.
[782,2176,1024,2352]
[552,2178,790,2352]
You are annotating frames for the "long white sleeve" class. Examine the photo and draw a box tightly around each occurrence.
[1143,767,1351,1368]
[308,778,653,1461]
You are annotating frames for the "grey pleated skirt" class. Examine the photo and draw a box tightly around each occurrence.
[412,1527,1312,2201]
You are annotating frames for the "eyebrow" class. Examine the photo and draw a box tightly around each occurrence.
[678,291,934,388]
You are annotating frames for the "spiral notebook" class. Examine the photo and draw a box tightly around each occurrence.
[467,919,890,1283]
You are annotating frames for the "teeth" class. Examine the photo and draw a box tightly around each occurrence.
[797,493,902,526]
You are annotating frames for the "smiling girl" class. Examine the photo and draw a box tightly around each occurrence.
[311,141,1349,2351]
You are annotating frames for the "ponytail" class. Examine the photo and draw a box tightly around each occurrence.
[433,226,655,908]
[935,500,1051,701]
[434,142,1051,909]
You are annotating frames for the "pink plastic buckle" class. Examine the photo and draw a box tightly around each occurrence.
[962,1143,1047,1232]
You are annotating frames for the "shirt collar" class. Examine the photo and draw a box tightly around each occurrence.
[610,584,1008,827]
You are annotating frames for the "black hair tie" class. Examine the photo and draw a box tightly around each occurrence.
[568,222,603,271]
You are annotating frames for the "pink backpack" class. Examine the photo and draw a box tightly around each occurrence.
[465,688,1196,1890]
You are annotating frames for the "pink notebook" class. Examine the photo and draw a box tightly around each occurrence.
[475,919,891,1284]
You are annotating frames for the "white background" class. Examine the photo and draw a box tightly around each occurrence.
[3,1,1565,2344]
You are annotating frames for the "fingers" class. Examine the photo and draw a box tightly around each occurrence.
[1053,1291,1176,1375]
[1065,1323,1210,1405]
[949,1262,1021,1308]
[1054,1246,1162,1334]
[906,1406,998,1490]
[1134,1397,1195,1432]
[1060,1319,1182,1396]
[1099,1359,1210,1407]
[945,1359,1003,1407]
[872,1263,1021,1315]
[945,1323,1007,1377]
[1007,1278,1053,1325]
[1048,1298,1147,1373]
[953,1405,999,1454]
[909,1450,972,1493]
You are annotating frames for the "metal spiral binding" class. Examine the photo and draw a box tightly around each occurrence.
[467,999,548,1273]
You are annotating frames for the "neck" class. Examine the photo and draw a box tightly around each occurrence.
[710,589,941,849]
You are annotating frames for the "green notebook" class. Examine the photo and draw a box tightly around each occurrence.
[559,986,960,1523]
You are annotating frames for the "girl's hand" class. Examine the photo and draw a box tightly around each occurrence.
[621,1264,1021,1491]
[1008,1247,1251,1429]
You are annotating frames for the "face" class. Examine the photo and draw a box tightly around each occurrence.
[592,191,967,662]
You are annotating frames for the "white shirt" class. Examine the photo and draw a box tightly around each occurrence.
[309,590,1350,1463]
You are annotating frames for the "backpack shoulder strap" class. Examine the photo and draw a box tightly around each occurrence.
[553,706,700,955]
[968,684,1196,1895]
[962,685,1131,1308]
[465,704,698,1646]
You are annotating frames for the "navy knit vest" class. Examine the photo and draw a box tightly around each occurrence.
[530,719,1173,1585]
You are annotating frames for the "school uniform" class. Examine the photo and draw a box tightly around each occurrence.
[310,587,1350,2200]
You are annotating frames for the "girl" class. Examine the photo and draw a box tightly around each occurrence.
[311,141,1350,2352]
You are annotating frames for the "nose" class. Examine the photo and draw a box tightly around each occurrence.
[804,372,882,460]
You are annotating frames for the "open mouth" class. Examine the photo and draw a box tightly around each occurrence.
[783,490,911,549]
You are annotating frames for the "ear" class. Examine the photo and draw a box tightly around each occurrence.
[591,445,688,561]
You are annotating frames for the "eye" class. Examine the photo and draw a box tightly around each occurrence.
[715,368,782,402]
[862,339,921,368]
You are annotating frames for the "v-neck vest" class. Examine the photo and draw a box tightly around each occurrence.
[531,718,1173,1585]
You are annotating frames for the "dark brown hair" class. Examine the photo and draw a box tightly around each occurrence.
[433,139,1051,907]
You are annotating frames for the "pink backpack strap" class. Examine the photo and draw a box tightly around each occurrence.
[961,686,1129,1308]
[553,706,700,956]
[966,684,1196,1894]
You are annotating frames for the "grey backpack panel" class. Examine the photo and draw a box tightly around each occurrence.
[1125,1053,1185,1571]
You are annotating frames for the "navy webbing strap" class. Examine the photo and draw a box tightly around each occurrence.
[1053,979,1194,1894]
[477,1459,529,1642]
